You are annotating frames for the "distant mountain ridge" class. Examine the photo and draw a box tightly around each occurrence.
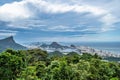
[30,42,69,49]
[0,36,27,52]
[28,42,78,53]
[49,42,68,49]
[27,42,120,58]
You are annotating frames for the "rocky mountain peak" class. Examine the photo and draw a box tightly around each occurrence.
[0,36,15,43]
[70,44,76,48]
[0,36,26,52]
[49,42,62,48]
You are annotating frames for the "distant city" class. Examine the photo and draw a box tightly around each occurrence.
[1,36,120,58]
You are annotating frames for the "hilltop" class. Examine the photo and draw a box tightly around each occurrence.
[0,36,27,52]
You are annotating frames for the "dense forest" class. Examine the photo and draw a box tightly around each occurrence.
[0,49,120,80]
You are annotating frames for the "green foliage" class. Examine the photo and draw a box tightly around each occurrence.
[65,52,80,64]
[18,66,40,80]
[0,49,120,80]
[80,53,102,61]
[36,62,46,79]
[0,50,25,79]
[26,49,48,65]
[110,77,119,80]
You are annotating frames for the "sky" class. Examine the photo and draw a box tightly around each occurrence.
[0,0,120,43]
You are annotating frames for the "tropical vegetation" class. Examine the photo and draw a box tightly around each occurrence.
[0,49,120,80]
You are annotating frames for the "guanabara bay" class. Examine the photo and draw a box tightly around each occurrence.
[0,0,120,80]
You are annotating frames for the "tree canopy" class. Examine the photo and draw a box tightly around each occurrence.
[0,49,120,80]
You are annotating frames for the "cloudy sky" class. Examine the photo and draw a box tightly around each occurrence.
[0,0,120,43]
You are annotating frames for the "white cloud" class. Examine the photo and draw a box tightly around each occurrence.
[0,29,17,37]
[0,33,16,36]
[0,0,119,32]
[41,25,76,32]
[32,34,100,42]
[26,0,107,16]
[0,0,110,20]
[7,19,46,29]
[0,1,32,21]
[41,25,102,33]
[0,29,18,33]
[32,0,118,32]
[100,14,119,32]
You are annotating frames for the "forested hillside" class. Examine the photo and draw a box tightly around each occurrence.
[0,49,120,80]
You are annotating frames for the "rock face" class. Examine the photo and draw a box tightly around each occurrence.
[0,36,15,44]
[0,36,27,52]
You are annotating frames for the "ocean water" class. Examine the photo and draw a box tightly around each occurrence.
[75,42,120,54]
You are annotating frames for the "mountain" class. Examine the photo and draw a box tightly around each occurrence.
[28,42,77,53]
[41,43,49,48]
[49,42,67,49]
[0,36,27,52]
[26,41,120,57]
[70,44,77,49]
